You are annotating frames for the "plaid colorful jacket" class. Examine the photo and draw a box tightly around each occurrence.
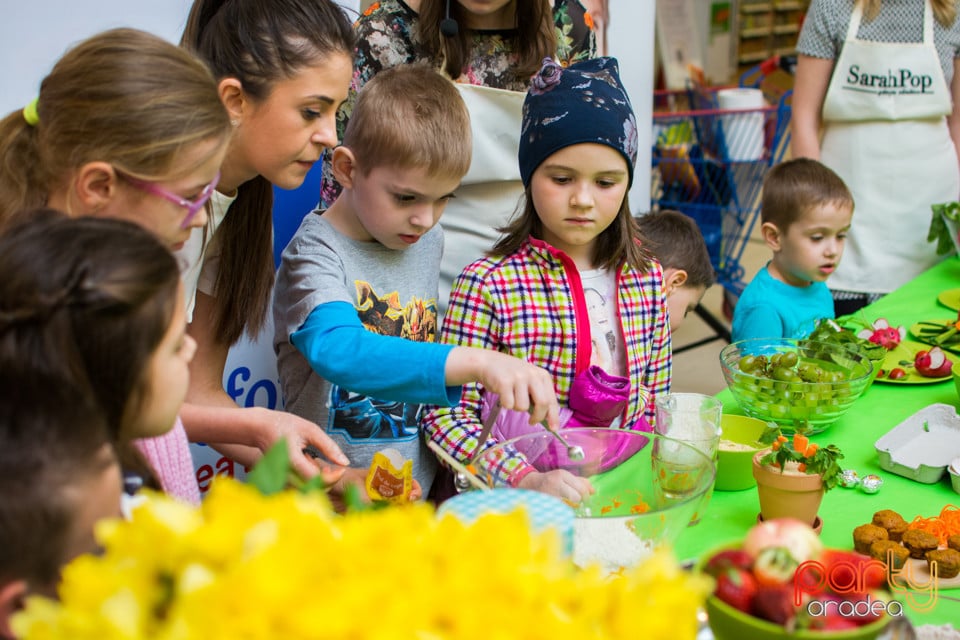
[421,237,672,472]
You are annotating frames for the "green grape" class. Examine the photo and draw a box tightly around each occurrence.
[797,363,820,382]
[772,366,800,382]
[738,355,759,373]
[780,351,799,368]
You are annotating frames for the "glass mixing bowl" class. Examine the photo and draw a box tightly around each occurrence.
[471,428,716,573]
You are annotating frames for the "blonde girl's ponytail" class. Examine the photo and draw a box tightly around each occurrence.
[0,103,49,230]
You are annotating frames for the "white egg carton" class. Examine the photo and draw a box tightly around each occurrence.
[874,403,960,483]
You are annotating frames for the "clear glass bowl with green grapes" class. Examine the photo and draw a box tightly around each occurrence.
[719,338,874,435]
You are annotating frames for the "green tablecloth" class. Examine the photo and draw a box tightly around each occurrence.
[672,257,960,627]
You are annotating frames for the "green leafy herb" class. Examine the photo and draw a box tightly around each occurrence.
[804,317,885,364]
[759,429,845,492]
[929,202,960,256]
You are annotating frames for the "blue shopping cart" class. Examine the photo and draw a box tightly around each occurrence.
[650,57,794,350]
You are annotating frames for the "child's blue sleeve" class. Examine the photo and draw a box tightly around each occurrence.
[290,301,461,406]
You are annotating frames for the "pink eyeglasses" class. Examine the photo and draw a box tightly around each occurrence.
[119,170,221,229]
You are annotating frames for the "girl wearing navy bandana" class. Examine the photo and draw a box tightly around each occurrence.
[423,58,671,505]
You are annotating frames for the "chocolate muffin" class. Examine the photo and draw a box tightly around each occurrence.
[948,534,960,553]
[901,529,939,559]
[853,523,889,555]
[926,548,960,579]
[872,509,909,542]
[870,539,909,569]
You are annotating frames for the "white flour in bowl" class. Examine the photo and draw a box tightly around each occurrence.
[572,517,653,573]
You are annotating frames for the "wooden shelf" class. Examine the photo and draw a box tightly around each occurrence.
[737,0,808,68]
[742,27,774,38]
[739,51,770,64]
[742,2,774,12]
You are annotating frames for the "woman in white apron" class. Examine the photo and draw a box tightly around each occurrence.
[792,0,960,316]
[318,0,597,315]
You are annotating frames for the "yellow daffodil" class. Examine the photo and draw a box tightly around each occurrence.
[13,478,710,640]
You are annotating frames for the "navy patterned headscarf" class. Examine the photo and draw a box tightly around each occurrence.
[519,56,638,188]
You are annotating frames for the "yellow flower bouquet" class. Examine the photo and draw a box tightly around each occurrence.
[14,459,711,639]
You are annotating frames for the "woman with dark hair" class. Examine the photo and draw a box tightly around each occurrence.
[177,0,358,480]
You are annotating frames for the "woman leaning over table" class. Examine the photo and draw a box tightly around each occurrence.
[176,0,355,480]
[791,0,960,317]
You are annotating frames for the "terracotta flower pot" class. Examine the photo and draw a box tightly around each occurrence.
[752,449,824,527]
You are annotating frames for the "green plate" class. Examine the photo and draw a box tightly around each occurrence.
[874,340,954,385]
[937,288,960,311]
[908,319,960,354]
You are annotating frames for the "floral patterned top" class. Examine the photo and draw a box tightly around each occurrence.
[319,0,597,207]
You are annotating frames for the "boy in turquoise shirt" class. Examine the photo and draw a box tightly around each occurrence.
[732,158,854,342]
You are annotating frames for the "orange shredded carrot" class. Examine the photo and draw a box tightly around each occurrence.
[906,505,960,546]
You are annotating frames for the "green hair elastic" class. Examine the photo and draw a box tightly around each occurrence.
[22,97,39,126]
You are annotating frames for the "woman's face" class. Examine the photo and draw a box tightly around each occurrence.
[126,284,196,439]
[227,51,353,192]
[456,0,516,29]
[107,136,227,251]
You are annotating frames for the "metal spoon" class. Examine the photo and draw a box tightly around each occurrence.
[543,422,585,461]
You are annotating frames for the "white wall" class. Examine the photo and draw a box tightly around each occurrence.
[0,1,193,115]
[0,0,361,115]
[607,0,656,215]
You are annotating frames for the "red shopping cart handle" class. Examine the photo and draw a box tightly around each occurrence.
[759,56,780,77]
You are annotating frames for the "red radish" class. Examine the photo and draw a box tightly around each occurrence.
[914,347,953,377]
[888,368,907,380]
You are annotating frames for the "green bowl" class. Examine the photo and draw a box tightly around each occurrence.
[706,594,889,640]
[700,543,891,640]
[716,415,768,491]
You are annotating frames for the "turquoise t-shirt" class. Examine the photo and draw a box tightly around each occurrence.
[732,264,835,342]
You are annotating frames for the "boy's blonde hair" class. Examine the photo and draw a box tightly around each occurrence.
[343,64,472,179]
[761,158,853,232]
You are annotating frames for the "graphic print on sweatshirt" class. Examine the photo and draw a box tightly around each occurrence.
[326,281,439,442]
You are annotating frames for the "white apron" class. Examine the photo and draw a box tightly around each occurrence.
[821,0,959,294]
[438,83,526,315]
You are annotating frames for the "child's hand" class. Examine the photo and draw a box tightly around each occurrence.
[456,349,560,430]
[257,407,351,480]
[517,469,594,505]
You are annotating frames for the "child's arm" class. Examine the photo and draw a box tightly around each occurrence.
[291,302,459,406]
[292,302,560,425]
